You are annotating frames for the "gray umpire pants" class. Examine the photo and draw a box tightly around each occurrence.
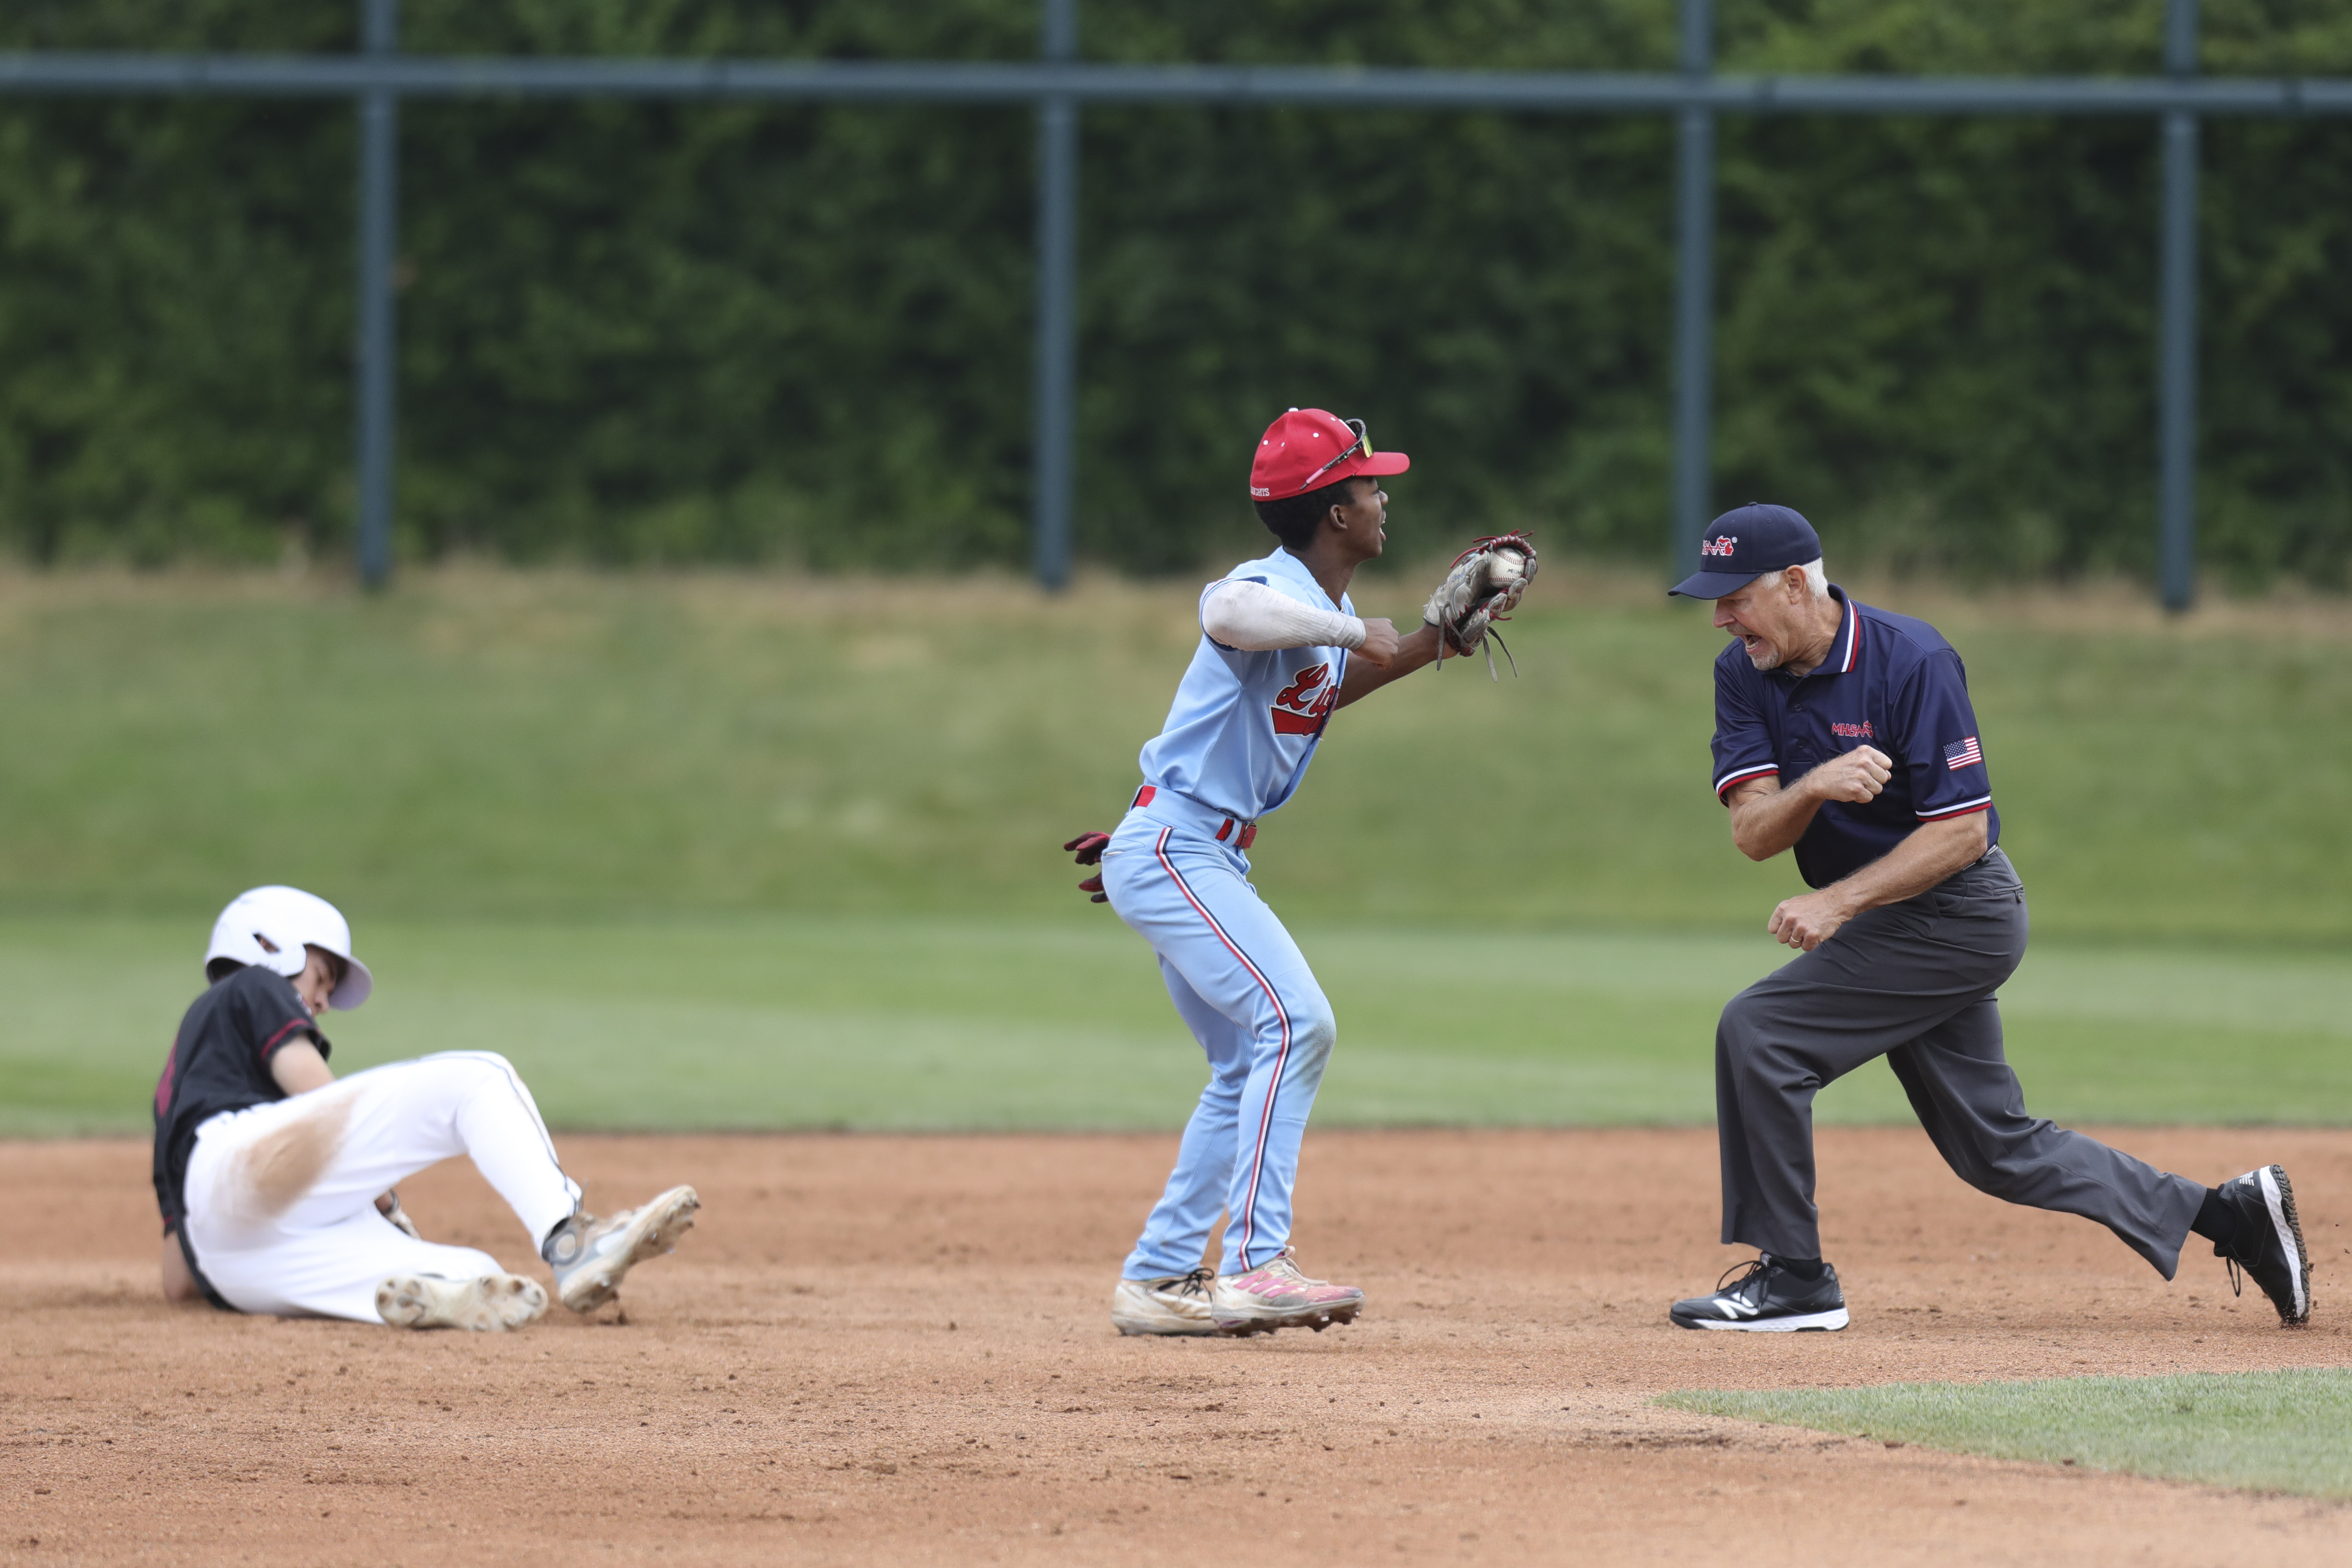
[1716,847,2204,1277]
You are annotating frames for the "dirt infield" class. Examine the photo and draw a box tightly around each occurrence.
[6,1127,2350,1566]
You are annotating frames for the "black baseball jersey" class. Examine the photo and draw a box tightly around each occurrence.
[151,965,330,1228]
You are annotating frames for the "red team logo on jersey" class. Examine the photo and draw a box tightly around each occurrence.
[1271,662,1336,735]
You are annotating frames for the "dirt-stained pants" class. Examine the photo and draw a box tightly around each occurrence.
[181,1052,581,1321]
[1714,847,2205,1276]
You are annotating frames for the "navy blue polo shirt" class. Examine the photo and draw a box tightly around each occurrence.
[1710,587,1999,889]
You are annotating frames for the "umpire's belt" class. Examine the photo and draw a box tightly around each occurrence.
[1128,783,1257,850]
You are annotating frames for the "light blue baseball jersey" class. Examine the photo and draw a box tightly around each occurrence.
[1135,547,1354,821]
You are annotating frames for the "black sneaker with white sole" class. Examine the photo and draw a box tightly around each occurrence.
[1670,1257,1849,1332]
[2211,1165,2311,1327]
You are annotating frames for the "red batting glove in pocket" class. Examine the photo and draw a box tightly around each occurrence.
[1065,831,1113,902]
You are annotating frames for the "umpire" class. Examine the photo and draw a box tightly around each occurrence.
[1663,504,2311,1333]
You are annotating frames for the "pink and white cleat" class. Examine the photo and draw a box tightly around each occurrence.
[1210,1247,1364,1336]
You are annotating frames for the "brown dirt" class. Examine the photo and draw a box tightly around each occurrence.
[6,1127,2350,1566]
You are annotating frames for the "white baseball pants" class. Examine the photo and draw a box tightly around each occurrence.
[181,1051,582,1323]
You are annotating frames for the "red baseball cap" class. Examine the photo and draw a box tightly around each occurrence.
[1249,408,1410,501]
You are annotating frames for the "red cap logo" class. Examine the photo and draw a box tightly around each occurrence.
[1249,408,1411,501]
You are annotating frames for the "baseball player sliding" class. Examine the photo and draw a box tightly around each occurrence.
[1665,505,2310,1333]
[1066,408,1533,1338]
[155,886,699,1331]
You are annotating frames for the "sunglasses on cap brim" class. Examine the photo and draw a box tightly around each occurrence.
[1298,417,1375,491]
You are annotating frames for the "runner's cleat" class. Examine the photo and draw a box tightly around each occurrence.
[375,1271,547,1332]
[1210,1248,1364,1336]
[543,1185,701,1314]
[1112,1269,1219,1336]
[1670,1257,1848,1332]
[2211,1165,2312,1326]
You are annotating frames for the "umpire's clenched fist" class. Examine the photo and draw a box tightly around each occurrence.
[1802,744,1892,804]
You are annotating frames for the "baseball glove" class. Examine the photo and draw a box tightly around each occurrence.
[1422,531,1537,679]
[1063,830,1112,903]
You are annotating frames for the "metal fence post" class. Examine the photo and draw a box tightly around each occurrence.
[1030,0,1079,590]
[3,32,2330,606]
[1671,0,1715,581]
[2157,0,2199,611]
[354,0,399,589]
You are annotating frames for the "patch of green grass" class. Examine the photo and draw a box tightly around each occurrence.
[16,914,2352,1134]
[1,569,2349,942]
[8,570,2350,1134]
[1660,1371,2352,1498]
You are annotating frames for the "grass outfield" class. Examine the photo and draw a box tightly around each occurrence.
[1,566,2349,941]
[13,914,2351,1135]
[1660,1372,2352,1498]
[5,565,2352,1133]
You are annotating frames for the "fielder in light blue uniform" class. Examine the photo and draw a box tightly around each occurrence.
[1074,407,1449,1338]
[1107,545,1352,1282]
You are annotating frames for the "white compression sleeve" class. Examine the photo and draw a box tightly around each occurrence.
[1201,579,1365,651]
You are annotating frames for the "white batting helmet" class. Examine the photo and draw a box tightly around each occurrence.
[204,886,374,1010]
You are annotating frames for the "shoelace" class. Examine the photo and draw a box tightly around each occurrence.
[2211,1227,2252,1300]
[1712,1257,1771,1301]
[1169,1267,1213,1299]
[1261,1249,1314,1285]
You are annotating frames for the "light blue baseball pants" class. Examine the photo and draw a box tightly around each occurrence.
[1100,803,1337,1280]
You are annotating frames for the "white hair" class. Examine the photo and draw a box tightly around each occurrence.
[1753,559,1829,598]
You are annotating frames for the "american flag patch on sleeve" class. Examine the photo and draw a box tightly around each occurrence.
[1944,736,1984,771]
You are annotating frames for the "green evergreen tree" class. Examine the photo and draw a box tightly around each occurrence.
[0,1,2345,583]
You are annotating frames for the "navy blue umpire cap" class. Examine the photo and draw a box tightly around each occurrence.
[1667,503,1822,599]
